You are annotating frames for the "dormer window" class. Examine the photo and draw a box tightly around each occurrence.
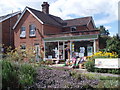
[29,24,36,37]
[71,26,76,32]
[20,26,26,38]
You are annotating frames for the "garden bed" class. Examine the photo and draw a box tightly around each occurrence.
[28,65,119,89]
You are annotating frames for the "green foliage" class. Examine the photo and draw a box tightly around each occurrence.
[96,80,119,88]
[18,64,36,86]
[82,73,120,88]
[98,25,110,36]
[39,60,53,65]
[5,46,36,63]
[94,68,120,74]
[69,71,82,80]
[99,35,111,49]
[2,60,18,88]
[81,84,94,89]
[84,59,95,72]
[1,60,36,89]
[106,34,120,57]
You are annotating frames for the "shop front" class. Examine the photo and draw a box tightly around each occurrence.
[43,34,99,61]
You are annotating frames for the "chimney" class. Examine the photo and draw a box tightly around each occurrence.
[41,2,49,14]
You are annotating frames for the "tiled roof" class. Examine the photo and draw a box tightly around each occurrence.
[27,7,66,26]
[0,11,21,22]
[64,17,92,27]
[13,7,93,29]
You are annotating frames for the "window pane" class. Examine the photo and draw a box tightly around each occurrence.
[29,24,36,36]
[20,26,26,37]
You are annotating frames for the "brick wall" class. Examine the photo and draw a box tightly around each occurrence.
[2,14,20,48]
[43,24,62,35]
[14,11,43,48]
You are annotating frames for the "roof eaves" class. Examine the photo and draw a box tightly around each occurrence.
[13,7,44,30]
[13,7,27,29]
[0,11,21,23]
[27,8,44,24]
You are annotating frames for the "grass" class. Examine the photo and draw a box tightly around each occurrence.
[80,73,120,88]
[68,70,120,88]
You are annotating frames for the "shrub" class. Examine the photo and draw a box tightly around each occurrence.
[2,60,19,89]
[18,63,36,87]
[84,59,95,72]
[1,59,36,89]
[5,47,36,63]
[69,71,82,80]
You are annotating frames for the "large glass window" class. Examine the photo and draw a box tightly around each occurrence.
[20,26,26,38]
[45,42,58,59]
[45,42,64,60]
[29,24,36,37]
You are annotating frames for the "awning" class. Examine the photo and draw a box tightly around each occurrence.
[44,34,98,42]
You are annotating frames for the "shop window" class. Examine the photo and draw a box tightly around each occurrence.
[29,24,36,37]
[71,26,76,32]
[20,26,26,38]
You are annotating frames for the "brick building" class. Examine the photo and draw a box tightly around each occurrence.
[13,2,100,60]
[0,11,21,52]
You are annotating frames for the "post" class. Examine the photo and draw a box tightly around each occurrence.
[70,41,72,60]
[94,40,96,53]
[63,41,65,60]
[58,41,59,60]
[43,41,46,61]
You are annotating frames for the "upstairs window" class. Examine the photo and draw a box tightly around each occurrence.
[20,26,26,38]
[71,26,76,32]
[29,24,36,37]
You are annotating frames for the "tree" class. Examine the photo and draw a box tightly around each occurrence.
[106,34,120,57]
[98,25,110,36]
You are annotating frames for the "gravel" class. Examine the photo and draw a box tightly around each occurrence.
[29,66,99,89]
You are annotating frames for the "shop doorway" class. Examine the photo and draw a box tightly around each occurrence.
[65,45,68,60]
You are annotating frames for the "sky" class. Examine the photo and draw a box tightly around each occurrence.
[0,0,119,36]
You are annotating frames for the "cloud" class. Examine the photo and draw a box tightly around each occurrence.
[109,31,118,36]
[104,26,112,30]
[0,0,119,26]
[50,0,119,25]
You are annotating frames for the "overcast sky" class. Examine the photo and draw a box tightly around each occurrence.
[0,0,119,36]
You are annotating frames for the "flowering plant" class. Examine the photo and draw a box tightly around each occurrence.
[87,51,118,59]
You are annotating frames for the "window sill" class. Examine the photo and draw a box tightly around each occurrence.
[20,36,26,38]
[29,35,36,37]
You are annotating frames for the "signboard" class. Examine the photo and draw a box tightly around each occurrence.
[95,58,120,69]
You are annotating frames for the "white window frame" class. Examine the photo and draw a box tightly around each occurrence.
[20,26,26,38]
[29,24,36,37]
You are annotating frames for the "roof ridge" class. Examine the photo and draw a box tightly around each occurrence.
[0,11,21,22]
[64,16,92,21]
[26,6,62,26]
[0,11,21,17]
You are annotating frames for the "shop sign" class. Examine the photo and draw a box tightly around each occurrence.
[95,58,120,69]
